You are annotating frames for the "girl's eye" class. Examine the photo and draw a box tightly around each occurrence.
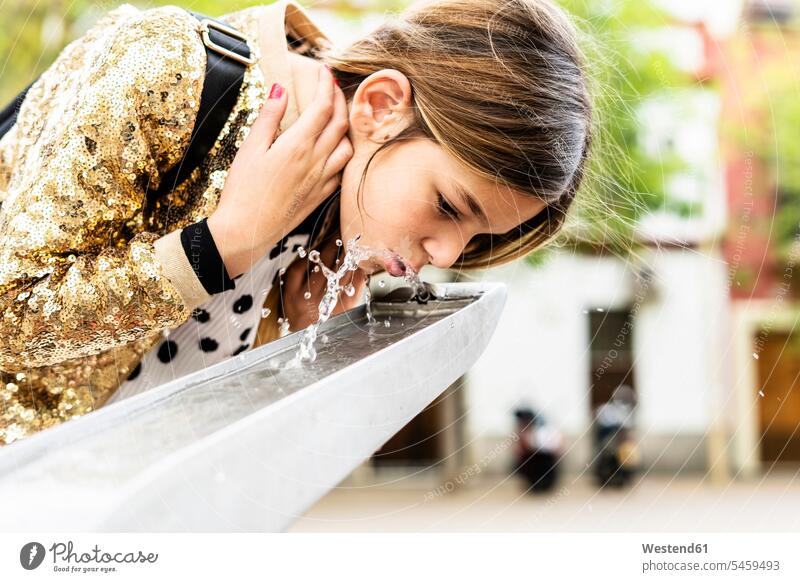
[436,192,460,219]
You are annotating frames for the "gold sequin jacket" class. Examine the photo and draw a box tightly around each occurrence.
[0,0,331,445]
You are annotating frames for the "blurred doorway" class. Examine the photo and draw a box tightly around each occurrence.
[755,331,800,464]
[588,309,637,409]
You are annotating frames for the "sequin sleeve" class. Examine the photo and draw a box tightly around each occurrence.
[0,5,213,369]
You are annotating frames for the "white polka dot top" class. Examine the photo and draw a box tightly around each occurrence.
[106,231,312,405]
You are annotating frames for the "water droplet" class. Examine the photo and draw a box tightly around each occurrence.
[281,234,403,367]
[753,352,759,359]
[335,239,342,247]
[279,267,286,276]
[596,307,604,312]
[279,279,284,285]
[304,291,312,299]
[261,307,271,318]
[162,328,170,337]
[298,246,307,258]
[758,390,765,397]
[378,280,386,288]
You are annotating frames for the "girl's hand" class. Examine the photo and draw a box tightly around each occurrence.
[207,65,352,279]
[280,234,369,332]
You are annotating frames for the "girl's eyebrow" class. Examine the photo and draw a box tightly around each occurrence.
[454,182,491,229]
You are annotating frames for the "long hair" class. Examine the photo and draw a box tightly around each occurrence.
[255,0,592,346]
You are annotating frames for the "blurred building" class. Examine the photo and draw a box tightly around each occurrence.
[715,0,800,477]
[355,0,800,487]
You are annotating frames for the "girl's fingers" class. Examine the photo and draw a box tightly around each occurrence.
[313,83,349,158]
[320,136,353,183]
[247,84,288,151]
[282,65,336,145]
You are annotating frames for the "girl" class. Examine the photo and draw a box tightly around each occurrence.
[0,0,591,445]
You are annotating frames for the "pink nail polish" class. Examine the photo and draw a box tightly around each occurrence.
[269,83,284,99]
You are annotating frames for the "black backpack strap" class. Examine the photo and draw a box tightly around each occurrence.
[0,11,254,203]
[0,78,35,141]
[147,10,254,203]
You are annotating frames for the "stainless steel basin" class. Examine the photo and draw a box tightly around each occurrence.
[0,282,506,532]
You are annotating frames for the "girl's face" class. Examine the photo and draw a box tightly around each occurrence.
[337,71,546,276]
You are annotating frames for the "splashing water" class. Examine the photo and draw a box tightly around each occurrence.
[282,234,418,369]
[364,274,376,325]
[283,235,370,368]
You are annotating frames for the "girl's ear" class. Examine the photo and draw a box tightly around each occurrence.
[349,69,414,145]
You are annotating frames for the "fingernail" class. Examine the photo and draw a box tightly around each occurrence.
[268,82,284,99]
[324,64,339,86]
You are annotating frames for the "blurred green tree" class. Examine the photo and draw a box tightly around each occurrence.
[0,0,269,105]
[528,0,693,267]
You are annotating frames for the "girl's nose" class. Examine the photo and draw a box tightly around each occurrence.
[423,237,466,270]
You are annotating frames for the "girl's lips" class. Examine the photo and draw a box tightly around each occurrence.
[384,256,406,277]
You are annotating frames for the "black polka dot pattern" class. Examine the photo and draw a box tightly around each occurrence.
[114,232,315,404]
[233,294,253,314]
[191,308,210,323]
[200,337,219,352]
[126,362,141,381]
[157,340,178,363]
[269,239,289,260]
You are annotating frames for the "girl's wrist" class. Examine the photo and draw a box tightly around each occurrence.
[206,211,273,279]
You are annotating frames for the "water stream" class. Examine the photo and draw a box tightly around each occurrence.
[281,234,429,369]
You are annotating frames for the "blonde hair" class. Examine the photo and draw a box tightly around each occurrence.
[255,0,592,346]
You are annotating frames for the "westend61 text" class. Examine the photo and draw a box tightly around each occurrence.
[642,543,708,554]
